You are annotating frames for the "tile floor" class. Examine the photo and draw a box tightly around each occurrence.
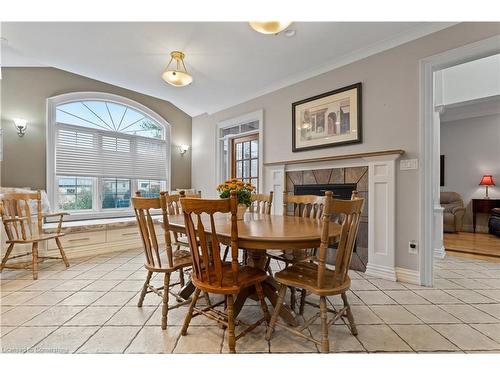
[1,249,499,353]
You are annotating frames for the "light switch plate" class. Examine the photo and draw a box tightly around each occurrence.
[400,159,419,170]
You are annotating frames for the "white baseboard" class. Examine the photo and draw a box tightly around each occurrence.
[395,267,421,285]
[434,246,446,259]
[365,263,397,281]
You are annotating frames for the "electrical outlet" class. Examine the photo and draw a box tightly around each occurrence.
[408,240,418,254]
[400,159,419,170]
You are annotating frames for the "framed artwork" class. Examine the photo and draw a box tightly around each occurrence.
[292,82,362,152]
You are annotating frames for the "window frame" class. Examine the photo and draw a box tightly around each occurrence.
[216,110,264,194]
[47,92,171,221]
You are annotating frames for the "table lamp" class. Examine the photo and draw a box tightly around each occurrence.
[479,175,495,199]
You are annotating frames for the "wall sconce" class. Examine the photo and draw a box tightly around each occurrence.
[178,144,190,156]
[13,118,28,137]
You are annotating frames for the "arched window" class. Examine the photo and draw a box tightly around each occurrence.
[47,92,171,219]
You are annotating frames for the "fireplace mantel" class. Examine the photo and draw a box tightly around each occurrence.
[264,149,405,166]
[263,149,405,282]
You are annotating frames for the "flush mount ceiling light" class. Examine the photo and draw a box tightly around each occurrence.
[249,21,292,35]
[161,51,193,87]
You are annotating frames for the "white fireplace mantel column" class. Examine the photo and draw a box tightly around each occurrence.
[363,154,401,281]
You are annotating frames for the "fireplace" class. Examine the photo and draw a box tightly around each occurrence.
[294,183,357,199]
[286,167,368,271]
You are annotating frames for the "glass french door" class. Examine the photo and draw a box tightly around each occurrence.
[231,133,259,191]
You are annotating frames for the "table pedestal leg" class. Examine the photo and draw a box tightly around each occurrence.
[178,281,195,300]
[233,249,298,327]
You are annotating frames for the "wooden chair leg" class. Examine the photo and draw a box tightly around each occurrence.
[227,294,236,354]
[161,273,170,330]
[255,282,270,322]
[32,242,39,280]
[319,296,329,353]
[222,246,229,262]
[290,287,297,311]
[0,243,14,271]
[137,271,153,307]
[265,284,287,340]
[181,288,201,336]
[55,237,70,267]
[179,269,185,287]
[341,292,358,336]
[264,256,273,276]
[203,292,211,306]
[299,289,307,315]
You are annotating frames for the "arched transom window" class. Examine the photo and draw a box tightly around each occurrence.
[47,93,171,219]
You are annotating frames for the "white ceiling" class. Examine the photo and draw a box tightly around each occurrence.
[1,22,454,116]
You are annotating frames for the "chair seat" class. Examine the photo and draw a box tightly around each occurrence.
[193,263,268,294]
[145,249,192,272]
[6,232,63,244]
[274,262,350,296]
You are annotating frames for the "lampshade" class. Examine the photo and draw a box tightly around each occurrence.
[479,175,495,186]
[161,51,193,87]
[249,22,292,35]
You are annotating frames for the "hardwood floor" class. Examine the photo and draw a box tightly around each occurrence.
[444,232,500,259]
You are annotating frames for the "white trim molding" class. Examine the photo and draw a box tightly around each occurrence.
[418,35,500,287]
[264,152,402,282]
[396,267,421,285]
[46,91,172,220]
[433,205,446,259]
[216,109,264,193]
[364,154,400,282]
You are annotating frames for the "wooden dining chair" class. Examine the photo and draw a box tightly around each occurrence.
[222,191,274,263]
[249,191,274,214]
[265,191,364,353]
[164,190,201,286]
[179,191,270,353]
[132,192,194,330]
[0,190,70,280]
[265,192,326,309]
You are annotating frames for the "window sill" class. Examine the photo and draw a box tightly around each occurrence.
[43,215,162,234]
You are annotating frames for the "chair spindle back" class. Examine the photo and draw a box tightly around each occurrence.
[283,192,326,219]
[164,190,201,215]
[316,191,364,289]
[0,191,43,242]
[181,191,238,287]
[132,192,174,269]
[250,191,273,214]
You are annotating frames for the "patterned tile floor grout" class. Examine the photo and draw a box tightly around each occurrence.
[1,248,499,353]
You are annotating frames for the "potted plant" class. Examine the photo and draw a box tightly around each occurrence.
[217,178,255,220]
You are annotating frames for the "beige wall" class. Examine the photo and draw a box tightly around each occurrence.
[192,22,500,270]
[441,114,500,232]
[1,67,192,190]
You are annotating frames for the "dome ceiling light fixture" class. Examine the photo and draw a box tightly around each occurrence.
[161,51,193,87]
[249,21,293,35]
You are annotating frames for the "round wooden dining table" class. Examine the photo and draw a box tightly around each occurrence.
[165,212,341,326]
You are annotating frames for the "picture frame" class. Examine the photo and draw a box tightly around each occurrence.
[292,82,362,152]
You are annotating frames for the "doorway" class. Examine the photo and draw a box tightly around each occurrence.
[231,133,259,190]
[419,35,500,286]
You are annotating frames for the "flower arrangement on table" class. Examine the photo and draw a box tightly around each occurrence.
[217,179,255,219]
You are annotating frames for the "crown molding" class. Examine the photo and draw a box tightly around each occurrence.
[204,22,457,115]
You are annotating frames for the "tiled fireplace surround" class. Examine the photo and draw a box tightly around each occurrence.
[264,152,406,283]
[286,166,369,271]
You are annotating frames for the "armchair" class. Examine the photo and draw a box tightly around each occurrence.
[0,190,70,279]
[440,192,466,233]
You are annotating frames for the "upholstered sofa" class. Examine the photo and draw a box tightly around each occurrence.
[440,192,466,233]
[489,208,500,237]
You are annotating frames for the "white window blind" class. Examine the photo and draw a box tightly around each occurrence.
[55,123,168,180]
